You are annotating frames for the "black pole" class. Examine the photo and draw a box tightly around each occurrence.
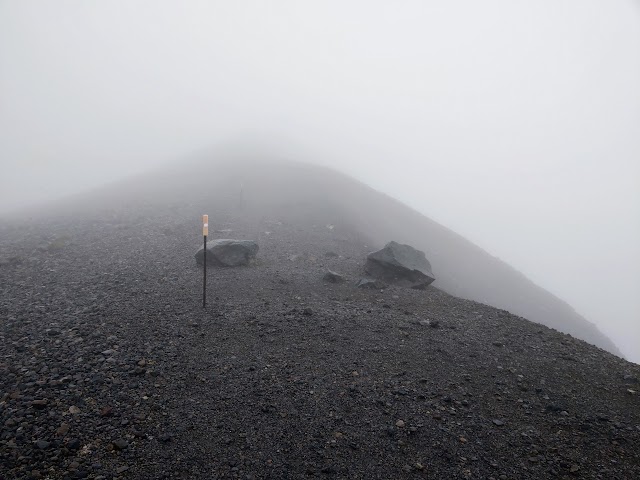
[203,235,207,308]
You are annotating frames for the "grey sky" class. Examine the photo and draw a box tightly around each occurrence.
[1,1,639,361]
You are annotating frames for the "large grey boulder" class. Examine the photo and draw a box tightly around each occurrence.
[195,239,258,267]
[365,241,435,289]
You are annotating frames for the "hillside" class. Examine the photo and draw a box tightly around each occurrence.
[57,156,618,355]
[0,157,638,479]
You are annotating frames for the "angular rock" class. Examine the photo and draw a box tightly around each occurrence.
[195,239,258,267]
[365,241,435,289]
[323,270,345,283]
[112,438,129,450]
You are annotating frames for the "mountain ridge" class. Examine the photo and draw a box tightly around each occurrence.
[1,155,622,357]
[1,154,639,479]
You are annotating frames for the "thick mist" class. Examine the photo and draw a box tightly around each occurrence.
[1,1,639,361]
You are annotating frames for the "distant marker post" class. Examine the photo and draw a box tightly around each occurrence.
[202,215,208,308]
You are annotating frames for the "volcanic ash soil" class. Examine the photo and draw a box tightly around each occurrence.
[1,210,639,480]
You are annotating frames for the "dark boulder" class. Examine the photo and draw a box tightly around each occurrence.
[365,241,435,289]
[195,239,258,267]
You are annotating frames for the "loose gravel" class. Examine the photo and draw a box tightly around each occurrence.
[1,204,639,480]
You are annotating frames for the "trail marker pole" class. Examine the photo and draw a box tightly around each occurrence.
[202,214,208,308]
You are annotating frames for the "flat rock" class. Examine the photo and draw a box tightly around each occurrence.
[195,239,258,267]
[31,399,48,409]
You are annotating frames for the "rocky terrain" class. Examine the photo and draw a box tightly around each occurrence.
[1,158,639,479]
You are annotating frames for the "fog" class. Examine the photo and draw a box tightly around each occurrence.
[1,1,639,362]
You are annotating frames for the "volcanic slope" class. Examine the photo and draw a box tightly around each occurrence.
[64,157,619,355]
[0,158,638,480]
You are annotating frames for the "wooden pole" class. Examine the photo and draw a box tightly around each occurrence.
[202,215,208,308]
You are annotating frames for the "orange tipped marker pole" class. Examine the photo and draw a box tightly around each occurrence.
[202,215,208,308]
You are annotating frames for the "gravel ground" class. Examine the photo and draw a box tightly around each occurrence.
[1,204,639,480]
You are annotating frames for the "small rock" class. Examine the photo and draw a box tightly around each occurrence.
[31,399,48,409]
[56,423,70,435]
[112,438,129,450]
[323,270,345,283]
[303,308,314,316]
[356,278,387,289]
[67,438,82,450]
[69,405,81,414]
[35,440,50,450]
[395,420,405,428]
[492,419,505,426]
[429,319,440,328]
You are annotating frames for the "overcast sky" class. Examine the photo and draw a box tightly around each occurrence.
[1,0,639,362]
